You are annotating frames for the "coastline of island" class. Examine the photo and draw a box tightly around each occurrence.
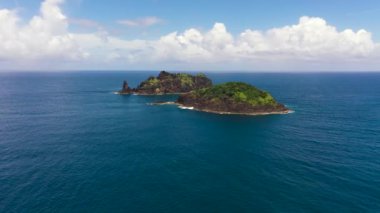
[150,101,292,116]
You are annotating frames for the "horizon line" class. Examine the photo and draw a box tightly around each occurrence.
[1,70,380,74]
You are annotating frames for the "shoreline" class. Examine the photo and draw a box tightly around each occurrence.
[151,101,293,116]
[116,91,187,96]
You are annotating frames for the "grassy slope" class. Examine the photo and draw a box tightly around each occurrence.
[141,73,206,89]
[192,82,278,107]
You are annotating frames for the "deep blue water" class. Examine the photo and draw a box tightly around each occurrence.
[0,72,379,212]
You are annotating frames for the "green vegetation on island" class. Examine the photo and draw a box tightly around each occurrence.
[194,82,277,106]
[177,82,289,115]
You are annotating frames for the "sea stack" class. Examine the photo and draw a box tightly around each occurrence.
[120,81,132,93]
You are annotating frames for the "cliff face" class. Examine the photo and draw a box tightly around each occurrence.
[177,82,288,114]
[119,71,212,95]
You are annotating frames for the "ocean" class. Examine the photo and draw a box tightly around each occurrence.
[0,71,379,212]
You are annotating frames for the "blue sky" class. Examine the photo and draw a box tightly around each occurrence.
[4,0,380,40]
[0,0,379,71]
[74,0,380,41]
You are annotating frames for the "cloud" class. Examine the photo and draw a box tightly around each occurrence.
[236,17,375,59]
[0,0,379,71]
[90,17,379,69]
[117,16,163,27]
[68,18,102,29]
[0,0,86,64]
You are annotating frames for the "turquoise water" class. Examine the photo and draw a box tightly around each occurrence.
[0,72,379,212]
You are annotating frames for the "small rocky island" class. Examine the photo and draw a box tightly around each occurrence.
[119,71,289,115]
[119,71,212,95]
[176,82,289,115]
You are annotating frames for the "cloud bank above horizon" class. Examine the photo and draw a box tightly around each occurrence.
[0,0,380,71]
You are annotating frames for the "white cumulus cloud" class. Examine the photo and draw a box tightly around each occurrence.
[236,17,376,59]
[0,0,379,71]
[91,17,379,69]
[0,0,85,64]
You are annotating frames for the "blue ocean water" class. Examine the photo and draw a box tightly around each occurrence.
[0,71,379,212]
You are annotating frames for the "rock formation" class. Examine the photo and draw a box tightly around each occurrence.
[119,71,212,95]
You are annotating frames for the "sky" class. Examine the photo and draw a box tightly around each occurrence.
[0,0,380,71]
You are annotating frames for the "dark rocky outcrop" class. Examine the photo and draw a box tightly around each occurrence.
[119,71,212,95]
[120,81,133,93]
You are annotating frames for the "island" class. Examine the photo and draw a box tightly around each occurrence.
[118,71,290,116]
[119,71,212,95]
[176,82,290,115]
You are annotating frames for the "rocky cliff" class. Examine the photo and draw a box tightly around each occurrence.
[119,71,212,95]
